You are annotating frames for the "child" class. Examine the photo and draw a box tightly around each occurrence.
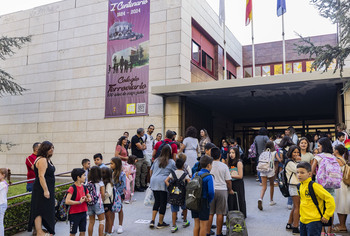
[87,166,105,236]
[297,162,335,236]
[165,158,191,233]
[220,141,229,164]
[0,168,11,236]
[101,167,114,236]
[178,153,192,178]
[191,155,214,236]
[81,159,90,185]
[65,168,91,236]
[123,155,137,204]
[110,157,126,234]
[332,132,345,148]
[94,153,107,168]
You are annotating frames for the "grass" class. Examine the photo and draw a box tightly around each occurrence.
[8,181,69,197]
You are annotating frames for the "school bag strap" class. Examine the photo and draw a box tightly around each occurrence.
[308,181,325,218]
[170,169,178,181]
[71,184,78,201]
[178,172,188,182]
[285,160,294,185]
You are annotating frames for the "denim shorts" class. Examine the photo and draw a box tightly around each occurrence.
[171,204,186,212]
[87,202,104,216]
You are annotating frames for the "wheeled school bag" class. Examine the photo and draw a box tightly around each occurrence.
[226,193,248,236]
[185,172,211,211]
[167,170,187,206]
[277,160,292,197]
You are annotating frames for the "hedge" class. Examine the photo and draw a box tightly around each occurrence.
[4,183,71,236]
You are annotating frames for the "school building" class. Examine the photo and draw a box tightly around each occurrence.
[0,0,349,174]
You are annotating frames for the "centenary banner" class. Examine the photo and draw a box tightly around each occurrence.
[105,0,150,117]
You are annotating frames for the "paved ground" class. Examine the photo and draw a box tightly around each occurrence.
[16,176,350,236]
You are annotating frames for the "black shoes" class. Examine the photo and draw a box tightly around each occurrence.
[157,222,170,229]
[292,227,300,235]
[149,220,155,228]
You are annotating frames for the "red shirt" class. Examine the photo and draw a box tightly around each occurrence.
[25,154,37,183]
[68,185,89,214]
[154,139,178,155]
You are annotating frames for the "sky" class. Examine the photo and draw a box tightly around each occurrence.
[0,0,337,45]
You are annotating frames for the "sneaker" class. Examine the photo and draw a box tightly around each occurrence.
[211,225,217,229]
[210,229,215,235]
[258,199,263,211]
[269,201,276,206]
[124,200,130,204]
[287,204,293,210]
[183,220,190,228]
[286,223,292,230]
[171,225,178,233]
[149,220,155,228]
[117,225,123,234]
[292,227,300,235]
[157,222,170,229]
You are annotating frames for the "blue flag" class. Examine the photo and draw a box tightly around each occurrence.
[277,0,286,16]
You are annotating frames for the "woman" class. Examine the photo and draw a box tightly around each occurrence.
[199,129,211,156]
[298,137,314,164]
[336,122,349,140]
[149,145,176,229]
[180,126,200,169]
[28,141,56,236]
[115,136,129,162]
[153,133,162,148]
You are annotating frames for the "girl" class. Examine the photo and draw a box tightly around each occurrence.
[220,141,229,164]
[227,147,247,218]
[285,145,301,234]
[115,136,129,162]
[101,167,114,236]
[110,157,126,234]
[87,166,105,236]
[258,141,279,210]
[0,168,11,236]
[298,137,314,164]
[149,145,176,229]
[333,144,350,233]
[123,155,137,204]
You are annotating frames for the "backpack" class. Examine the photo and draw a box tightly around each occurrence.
[277,160,293,198]
[167,170,187,206]
[86,182,100,206]
[248,142,257,159]
[154,140,176,159]
[256,149,274,173]
[316,153,342,189]
[185,172,211,211]
[110,185,122,213]
[57,185,87,221]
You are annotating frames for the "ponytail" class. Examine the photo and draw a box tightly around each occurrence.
[334,145,349,163]
[0,168,11,185]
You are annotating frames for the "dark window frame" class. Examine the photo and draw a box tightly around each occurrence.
[191,40,201,66]
[201,51,214,75]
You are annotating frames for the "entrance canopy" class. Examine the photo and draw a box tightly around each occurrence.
[152,69,350,123]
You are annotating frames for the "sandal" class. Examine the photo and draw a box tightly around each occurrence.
[332,225,347,233]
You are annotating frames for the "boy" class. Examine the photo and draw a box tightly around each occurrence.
[332,132,345,147]
[165,158,191,233]
[192,143,216,175]
[297,162,335,236]
[81,158,90,185]
[65,168,92,236]
[208,147,233,236]
[93,153,107,168]
[191,155,214,236]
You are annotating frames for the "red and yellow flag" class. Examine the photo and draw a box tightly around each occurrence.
[245,0,252,26]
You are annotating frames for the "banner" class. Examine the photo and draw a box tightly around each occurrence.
[105,0,150,118]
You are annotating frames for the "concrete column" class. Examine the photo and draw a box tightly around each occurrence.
[164,96,182,135]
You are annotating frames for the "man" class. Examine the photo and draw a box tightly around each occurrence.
[132,128,147,192]
[25,142,40,192]
[143,125,155,184]
[153,130,178,161]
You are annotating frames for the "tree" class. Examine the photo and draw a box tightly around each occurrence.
[295,0,350,91]
[0,36,31,97]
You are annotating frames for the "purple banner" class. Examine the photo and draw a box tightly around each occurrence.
[105,0,150,118]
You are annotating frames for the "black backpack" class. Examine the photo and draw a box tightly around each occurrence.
[167,170,187,206]
[155,140,175,159]
[277,160,293,198]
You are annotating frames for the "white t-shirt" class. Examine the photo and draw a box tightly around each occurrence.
[143,133,154,155]
[94,181,104,201]
[104,183,113,204]
[0,181,8,205]
[168,169,190,181]
[210,161,231,190]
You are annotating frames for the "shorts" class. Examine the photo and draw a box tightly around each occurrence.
[69,212,87,234]
[87,202,105,216]
[191,198,210,221]
[144,153,152,167]
[289,185,299,197]
[104,204,112,213]
[171,204,186,212]
[210,190,228,215]
[260,170,275,178]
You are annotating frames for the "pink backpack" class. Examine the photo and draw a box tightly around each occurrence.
[316,153,342,189]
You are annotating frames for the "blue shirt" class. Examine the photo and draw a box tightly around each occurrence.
[99,163,107,168]
[195,169,214,203]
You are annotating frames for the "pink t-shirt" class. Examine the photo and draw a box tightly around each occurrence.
[116,145,128,159]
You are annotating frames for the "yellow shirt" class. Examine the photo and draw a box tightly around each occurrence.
[299,177,335,224]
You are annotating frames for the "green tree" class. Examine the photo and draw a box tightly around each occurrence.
[0,36,31,97]
[295,0,350,91]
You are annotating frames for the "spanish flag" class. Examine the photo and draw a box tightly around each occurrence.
[245,0,252,26]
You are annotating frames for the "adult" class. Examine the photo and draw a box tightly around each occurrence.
[131,128,147,192]
[180,126,200,169]
[143,125,155,167]
[28,141,56,236]
[286,126,298,145]
[199,129,211,156]
[115,136,128,162]
[153,133,162,148]
[153,130,178,161]
[25,142,40,192]
[336,122,349,140]
[123,131,131,154]
[149,145,176,229]
[254,128,270,183]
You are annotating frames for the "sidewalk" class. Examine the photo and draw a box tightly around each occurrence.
[16,176,350,236]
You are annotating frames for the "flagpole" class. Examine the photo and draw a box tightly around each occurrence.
[282,9,286,74]
[224,21,227,80]
[251,7,255,77]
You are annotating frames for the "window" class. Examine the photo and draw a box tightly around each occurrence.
[293,62,302,73]
[274,64,283,75]
[202,51,213,73]
[262,65,270,76]
[286,63,292,74]
[255,66,261,77]
[192,41,200,64]
[227,71,236,80]
[306,61,315,72]
[244,67,252,78]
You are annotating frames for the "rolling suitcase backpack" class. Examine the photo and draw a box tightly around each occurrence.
[226,192,248,236]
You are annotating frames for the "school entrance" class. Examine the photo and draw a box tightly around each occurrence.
[152,71,345,153]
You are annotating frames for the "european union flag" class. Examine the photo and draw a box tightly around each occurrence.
[277,0,286,17]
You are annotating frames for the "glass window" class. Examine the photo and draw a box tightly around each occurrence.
[228,71,236,80]
[201,51,213,73]
[262,65,270,76]
[306,61,315,72]
[255,66,261,77]
[192,41,200,63]
[293,62,302,73]
[286,63,292,74]
[274,64,283,75]
[244,67,252,78]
